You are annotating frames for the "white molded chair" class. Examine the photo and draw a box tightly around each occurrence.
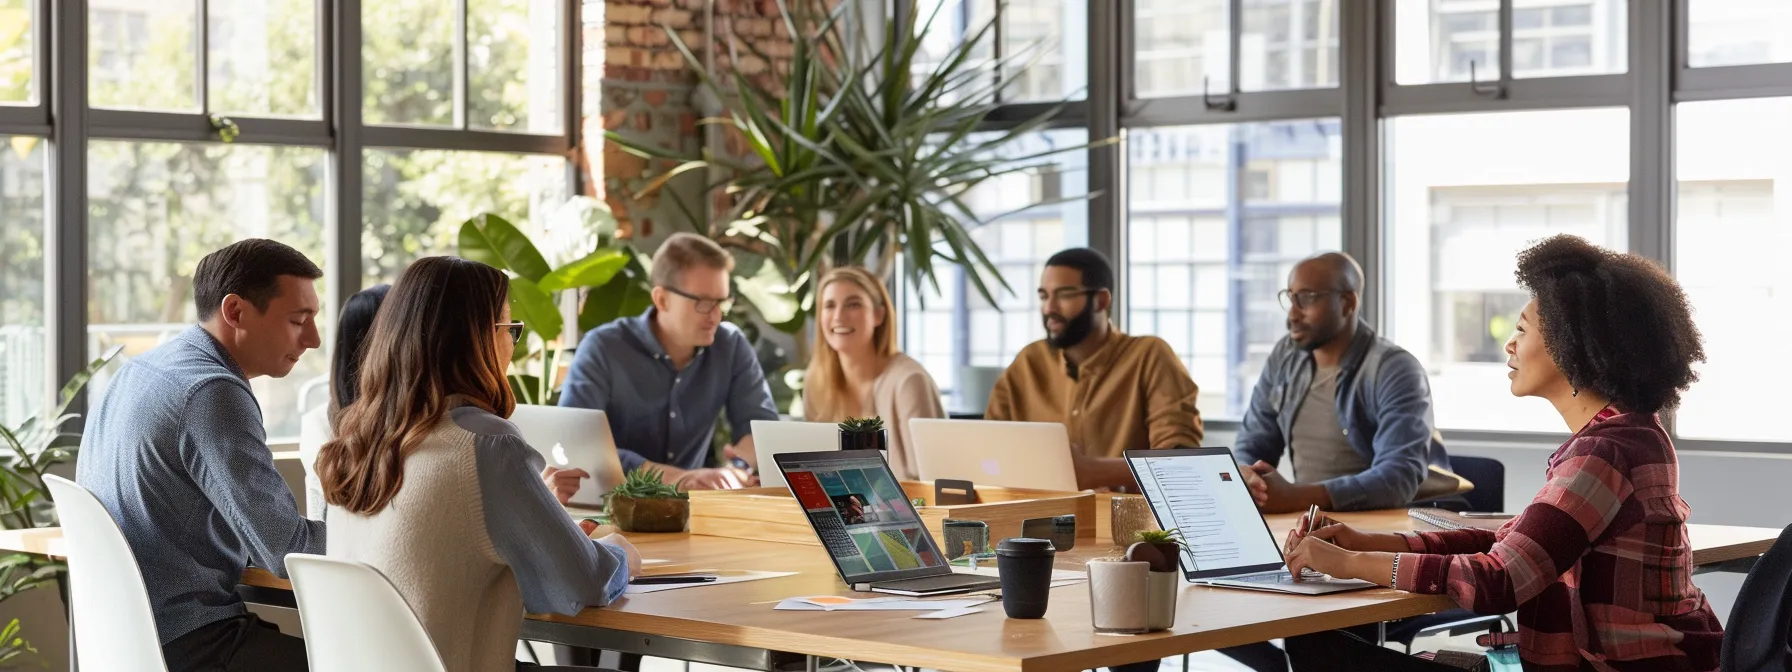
[43,474,169,672]
[285,553,448,672]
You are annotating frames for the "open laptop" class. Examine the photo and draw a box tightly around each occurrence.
[750,420,841,489]
[508,405,626,508]
[909,419,1080,492]
[1124,448,1376,595]
[773,450,1002,596]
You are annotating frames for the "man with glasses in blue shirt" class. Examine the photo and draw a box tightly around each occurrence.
[560,233,778,490]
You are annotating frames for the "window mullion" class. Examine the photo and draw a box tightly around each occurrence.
[49,0,92,417]
[1228,0,1241,94]
[1497,0,1513,83]
[1342,0,1382,329]
[455,0,469,129]
[197,0,209,115]
[333,0,367,314]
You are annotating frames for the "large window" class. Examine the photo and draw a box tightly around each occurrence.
[1687,0,1792,68]
[1394,0,1625,85]
[910,0,1086,103]
[1126,120,1342,418]
[1385,108,1629,433]
[361,149,568,288]
[1674,98,1792,442]
[86,142,331,439]
[90,0,198,111]
[901,128,1088,406]
[0,0,34,105]
[0,136,44,426]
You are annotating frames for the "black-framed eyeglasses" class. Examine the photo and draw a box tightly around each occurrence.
[1278,290,1342,310]
[1038,287,1098,303]
[664,285,736,315]
[497,321,526,344]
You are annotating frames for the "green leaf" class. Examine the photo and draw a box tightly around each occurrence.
[507,277,562,343]
[734,256,800,327]
[459,214,552,283]
[579,253,653,331]
[539,248,629,292]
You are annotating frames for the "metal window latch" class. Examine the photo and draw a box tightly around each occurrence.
[1469,61,1506,99]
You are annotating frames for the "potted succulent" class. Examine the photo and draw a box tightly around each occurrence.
[1126,529,1187,631]
[837,417,888,452]
[606,468,690,533]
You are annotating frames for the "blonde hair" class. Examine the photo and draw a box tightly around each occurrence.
[805,267,898,422]
[650,233,734,288]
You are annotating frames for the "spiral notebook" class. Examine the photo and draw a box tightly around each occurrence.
[1407,508,1511,532]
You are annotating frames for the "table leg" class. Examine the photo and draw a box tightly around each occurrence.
[1376,621,1387,647]
[805,655,818,672]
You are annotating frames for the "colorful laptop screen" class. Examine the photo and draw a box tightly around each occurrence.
[781,454,945,579]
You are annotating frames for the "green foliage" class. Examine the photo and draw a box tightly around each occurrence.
[610,467,688,501]
[0,618,38,669]
[456,206,651,405]
[838,417,885,434]
[1132,528,1188,548]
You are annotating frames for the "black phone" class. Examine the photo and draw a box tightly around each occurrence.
[629,573,719,585]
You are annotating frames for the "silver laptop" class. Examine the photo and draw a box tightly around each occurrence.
[773,450,1000,597]
[751,420,841,489]
[508,405,626,508]
[1124,448,1376,596]
[909,419,1079,491]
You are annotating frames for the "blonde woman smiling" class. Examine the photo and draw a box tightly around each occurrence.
[802,267,944,480]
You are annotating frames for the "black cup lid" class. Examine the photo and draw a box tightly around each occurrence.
[996,537,1056,557]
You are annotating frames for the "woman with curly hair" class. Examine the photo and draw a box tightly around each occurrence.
[1280,235,1721,672]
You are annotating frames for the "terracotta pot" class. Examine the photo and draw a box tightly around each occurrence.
[610,495,689,533]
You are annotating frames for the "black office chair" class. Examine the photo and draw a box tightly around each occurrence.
[1721,523,1792,672]
[1387,455,1512,651]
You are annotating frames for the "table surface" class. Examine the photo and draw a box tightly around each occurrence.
[4,511,1776,672]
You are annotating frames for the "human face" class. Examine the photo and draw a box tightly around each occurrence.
[820,280,883,358]
[1283,262,1350,351]
[224,275,322,378]
[1038,265,1104,349]
[653,265,731,348]
[1505,298,1569,400]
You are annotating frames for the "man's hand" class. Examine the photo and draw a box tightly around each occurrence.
[675,467,757,490]
[1240,460,1326,513]
[596,533,643,578]
[541,466,590,505]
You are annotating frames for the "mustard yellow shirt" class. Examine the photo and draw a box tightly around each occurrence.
[985,331,1203,458]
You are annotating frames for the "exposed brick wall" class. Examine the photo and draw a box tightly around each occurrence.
[583,0,797,247]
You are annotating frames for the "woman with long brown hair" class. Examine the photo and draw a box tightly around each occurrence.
[801,266,944,479]
[318,256,638,672]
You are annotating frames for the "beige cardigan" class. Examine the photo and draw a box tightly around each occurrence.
[804,353,946,480]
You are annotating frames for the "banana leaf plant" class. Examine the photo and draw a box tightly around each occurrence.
[0,345,123,664]
[608,0,1109,319]
[458,200,652,405]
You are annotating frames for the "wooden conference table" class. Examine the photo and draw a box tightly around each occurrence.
[2,511,1776,672]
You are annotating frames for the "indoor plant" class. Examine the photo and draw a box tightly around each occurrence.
[606,468,690,533]
[1126,529,1186,631]
[836,416,887,452]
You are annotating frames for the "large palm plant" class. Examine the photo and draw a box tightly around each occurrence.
[611,0,1106,314]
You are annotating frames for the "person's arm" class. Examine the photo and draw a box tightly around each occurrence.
[1140,339,1203,448]
[559,332,648,474]
[983,365,1018,421]
[1318,352,1434,511]
[889,366,945,461]
[1385,439,1626,611]
[722,327,779,444]
[179,380,325,578]
[475,433,633,613]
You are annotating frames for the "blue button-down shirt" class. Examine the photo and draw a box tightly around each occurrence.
[558,309,779,473]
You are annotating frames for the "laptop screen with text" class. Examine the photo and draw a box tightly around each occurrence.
[1126,448,1287,578]
[777,451,947,583]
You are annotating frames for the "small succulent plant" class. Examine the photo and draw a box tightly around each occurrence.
[1133,528,1187,546]
[838,416,885,433]
[1126,528,1187,572]
[609,467,687,500]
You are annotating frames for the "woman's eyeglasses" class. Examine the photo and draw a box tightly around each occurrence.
[497,321,526,344]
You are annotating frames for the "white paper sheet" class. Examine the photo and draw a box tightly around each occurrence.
[625,570,797,595]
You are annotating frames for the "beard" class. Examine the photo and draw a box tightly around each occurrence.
[1046,305,1097,350]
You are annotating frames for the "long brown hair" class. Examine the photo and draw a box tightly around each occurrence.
[317,256,516,515]
[805,267,898,422]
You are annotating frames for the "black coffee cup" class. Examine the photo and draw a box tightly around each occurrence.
[995,538,1056,619]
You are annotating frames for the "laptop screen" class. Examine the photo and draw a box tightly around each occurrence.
[1124,448,1288,579]
[776,450,948,584]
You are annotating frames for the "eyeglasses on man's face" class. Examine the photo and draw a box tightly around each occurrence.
[664,285,735,315]
[1037,287,1097,304]
[497,321,525,344]
[1278,289,1342,311]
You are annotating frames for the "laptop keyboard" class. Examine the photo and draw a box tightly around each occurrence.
[1234,569,1326,584]
[877,574,1001,592]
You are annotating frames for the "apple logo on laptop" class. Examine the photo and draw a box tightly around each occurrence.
[980,458,1000,476]
[551,443,571,467]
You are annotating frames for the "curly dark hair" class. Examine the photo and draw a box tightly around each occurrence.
[1513,235,1704,414]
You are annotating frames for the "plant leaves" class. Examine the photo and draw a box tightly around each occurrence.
[459,214,552,283]
[507,276,562,344]
[539,248,629,292]
[578,252,653,332]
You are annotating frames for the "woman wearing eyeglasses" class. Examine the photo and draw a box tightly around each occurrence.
[1281,235,1720,672]
[318,256,639,672]
[801,267,945,479]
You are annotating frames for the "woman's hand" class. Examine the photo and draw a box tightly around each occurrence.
[597,533,643,578]
[1285,534,1359,581]
[1283,514,1410,555]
